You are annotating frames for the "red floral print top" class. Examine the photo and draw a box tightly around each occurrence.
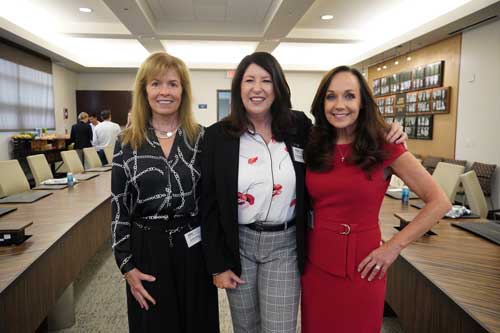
[237,130,296,225]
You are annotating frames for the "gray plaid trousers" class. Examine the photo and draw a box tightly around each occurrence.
[226,225,300,333]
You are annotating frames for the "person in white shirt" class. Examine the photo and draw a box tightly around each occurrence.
[94,109,121,164]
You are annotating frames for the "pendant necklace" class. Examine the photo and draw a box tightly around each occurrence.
[154,126,178,139]
[337,145,349,163]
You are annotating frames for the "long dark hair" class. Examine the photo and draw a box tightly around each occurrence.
[223,52,293,141]
[304,66,389,174]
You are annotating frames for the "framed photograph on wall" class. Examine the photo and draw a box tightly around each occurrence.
[417,90,431,113]
[404,116,417,139]
[416,115,433,140]
[376,98,385,114]
[406,92,417,113]
[373,79,381,96]
[431,87,449,113]
[399,71,412,92]
[424,61,444,88]
[385,96,395,115]
[380,77,390,95]
[395,93,406,114]
[412,67,425,90]
[389,73,400,94]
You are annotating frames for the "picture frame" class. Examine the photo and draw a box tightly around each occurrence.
[399,71,412,92]
[431,87,449,113]
[416,115,433,140]
[373,78,381,96]
[406,92,417,113]
[390,73,400,94]
[417,90,431,113]
[395,93,406,114]
[424,61,444,88]
[412,67,425,90]
[380,76,390,95]
[404,116,417,139]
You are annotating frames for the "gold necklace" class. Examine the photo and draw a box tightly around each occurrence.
[337,145,349,163]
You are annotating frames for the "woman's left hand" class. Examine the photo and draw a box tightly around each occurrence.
[357,242,403,281]
[386,122,408,145]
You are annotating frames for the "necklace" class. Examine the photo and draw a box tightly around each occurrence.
[154,126,178,139]
[337,145,349,163]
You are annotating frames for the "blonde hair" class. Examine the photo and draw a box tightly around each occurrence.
[78,112,89,121]
[122,52,199,150]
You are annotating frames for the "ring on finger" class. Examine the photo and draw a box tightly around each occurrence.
[374,265,382,270]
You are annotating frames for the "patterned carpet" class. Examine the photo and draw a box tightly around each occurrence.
[52,240,403,333]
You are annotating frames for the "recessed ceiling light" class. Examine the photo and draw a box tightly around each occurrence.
[383,65,387,69]
[320,14,334,21]
[394,60,399,65]
[377,67,381,71]
[407,56,412,61]
[79,7,92,13]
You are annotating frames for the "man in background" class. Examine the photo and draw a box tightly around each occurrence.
[70,112,93,163]
[94,109,121,164]
[88,113,100,146]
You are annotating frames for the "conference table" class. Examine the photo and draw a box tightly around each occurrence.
[0,172,112,333]
[380,197,500,333]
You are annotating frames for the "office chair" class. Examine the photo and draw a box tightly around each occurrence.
[103,144,115,166]
[0,160,30,197]
[83,147,103,168]
[27,154,54,186]
[460,171,489,219]
[61,150,85,174]
[432,162,465,202]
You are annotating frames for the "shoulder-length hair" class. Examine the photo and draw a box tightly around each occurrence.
[121,52,199,150]
[223,52,292,141]
[304,66,389,174]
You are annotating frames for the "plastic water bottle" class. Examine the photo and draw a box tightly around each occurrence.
[401,186,409,207]
[67,172,74,188]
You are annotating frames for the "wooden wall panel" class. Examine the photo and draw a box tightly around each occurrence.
[368,35,462,159]
[76,90,132,126]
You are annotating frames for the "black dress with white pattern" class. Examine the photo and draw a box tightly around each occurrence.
[111,126,219,333]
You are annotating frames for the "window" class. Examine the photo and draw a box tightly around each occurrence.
[217,90,231,121]
[0,57,55,131]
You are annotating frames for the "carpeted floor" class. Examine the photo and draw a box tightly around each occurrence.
[53,240,403,333]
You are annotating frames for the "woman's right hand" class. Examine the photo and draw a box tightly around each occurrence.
[213,269,246,289]
[124,268,157,310]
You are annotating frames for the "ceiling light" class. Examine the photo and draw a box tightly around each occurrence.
[394,60,399,65]
[320,14,334,20]
[407,56,412,61]
[79,7,92,13]
[377,67,381,71]
[383,65,387,69]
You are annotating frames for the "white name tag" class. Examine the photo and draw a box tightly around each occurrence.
[184,226,201,248]
[292,146,304,163]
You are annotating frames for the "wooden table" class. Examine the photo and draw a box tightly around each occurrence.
[0,172,112,333]
[380,197,500,333]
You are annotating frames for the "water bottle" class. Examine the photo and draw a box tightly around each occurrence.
[401,186,409,207]
[67,172,74,187]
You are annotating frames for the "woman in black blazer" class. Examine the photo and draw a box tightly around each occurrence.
[201,52,310,332]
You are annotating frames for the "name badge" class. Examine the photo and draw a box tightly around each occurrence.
[292,146,304,163]
[184,226,201,248]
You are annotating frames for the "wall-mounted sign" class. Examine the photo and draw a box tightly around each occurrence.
[198,104,208,109]
[226,70,235,79]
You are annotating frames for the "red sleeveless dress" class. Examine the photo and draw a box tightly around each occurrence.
[301,143,406,333]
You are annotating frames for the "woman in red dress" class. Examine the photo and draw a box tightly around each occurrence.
[301,66,451,333]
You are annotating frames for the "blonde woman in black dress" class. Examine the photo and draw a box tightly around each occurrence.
[111,52,218,333]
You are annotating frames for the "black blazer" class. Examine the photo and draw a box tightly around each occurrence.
[70,121,93,149]
[201,111,312,276]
